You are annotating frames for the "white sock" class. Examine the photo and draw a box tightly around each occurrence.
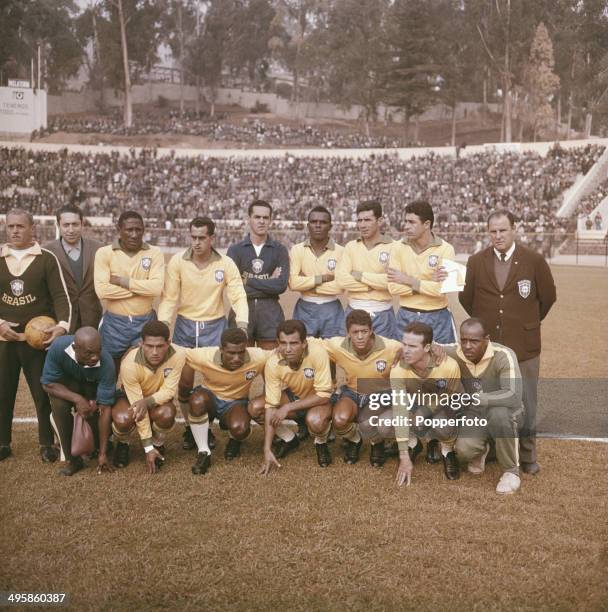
[342,423,361,444]
[408,436,419,449]
[276,424,295,442]
[191,421,210,454]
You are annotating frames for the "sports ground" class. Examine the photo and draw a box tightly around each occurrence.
[2,264,607,611]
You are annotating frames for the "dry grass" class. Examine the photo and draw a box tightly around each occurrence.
[3,264,608,611]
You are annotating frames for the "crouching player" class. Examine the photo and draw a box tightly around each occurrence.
[319,309,402,467]
[41,327,116,476]
[259,320,333,474]
[390,322,463,484]
[184,328,269,475]
[111,321,185,474]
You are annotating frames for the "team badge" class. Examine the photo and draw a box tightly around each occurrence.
[428,255,439,268]
[472,379,483,391]
[378,251,390,264]
[517,279,531,299]
[327,258,337,271]
[251,258,264,274]
[245,370,257,380]
[436,379,447,389]
[10,280,24,296]
[141,257,152,271]
[375,360,387,373]
[303,367,315,379]
[163,368,172,378]
[215,270,225,283]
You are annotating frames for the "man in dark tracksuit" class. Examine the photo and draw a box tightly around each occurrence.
[227,200,289,350]
[459,210,556,475]
[0,210,72,462]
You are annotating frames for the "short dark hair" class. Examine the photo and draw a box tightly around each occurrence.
[141,320,170,342]
[405,200,434,228]
[118,210,144,227]
[404,321,433,346]
[220,328,248,347]
[277,319,307,342]
[346,309,373,330]
[461,317,489,337]
[190,216,215,235]
[307,205,332,223]
[56,204,84,224]
[248,199,273,217]
[6,208,34,225]
[487,209,517,227]
[356,200,382,219]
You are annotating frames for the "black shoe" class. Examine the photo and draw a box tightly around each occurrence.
[0,446,12,462]
[192,451,211,475]
[59,456,84,477]
[182,426,196,450]
[426,439,441,464]
[442,451,461,480]
[384,441,399,458]
[112,442,130,468]
[521,461,540,475]
[315,443,331,468]
[208,429,217,450]
[486,438,497,463]
[224,437,241,460]
[296,421,309,442]
[370,442,385,468]
[408,439,424,463]
[40,445,59,463]
[343,437,362,464]
[272,435,300,459]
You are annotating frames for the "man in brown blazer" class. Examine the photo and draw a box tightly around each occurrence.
[45,205,103,333]
[459,210,556,475]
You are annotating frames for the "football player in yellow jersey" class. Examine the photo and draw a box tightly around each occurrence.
[391,322,463,484]
[259,320,333,475]
[323,309,402,468]
[184,328,268,475]
[111,321,185,474]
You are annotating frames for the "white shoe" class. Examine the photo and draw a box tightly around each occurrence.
[496,472,521,495]
[467,443,490,474]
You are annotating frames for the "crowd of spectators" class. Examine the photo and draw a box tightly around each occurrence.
[1,143,603,249]
[576,176,608,221]
[43,112,406,149]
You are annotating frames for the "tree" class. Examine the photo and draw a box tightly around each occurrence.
[0,0,83,93]
[520,22,559,140]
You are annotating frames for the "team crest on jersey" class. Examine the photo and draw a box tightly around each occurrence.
[472,379,483,391]
[141,257,152,271]
[163,368,172,378]
[327,258,337,271]
[436,379,447,389]
[518,279,531,299]
[245,369,257,380]
[378,251,390,264]
[10,280,24,296]
[215,269,225,283]
[251,258,264,274]
[375,359,387,373]
[303,367,315,379]
[428,255,439,268]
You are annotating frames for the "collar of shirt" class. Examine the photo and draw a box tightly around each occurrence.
[111,238,151,252]
[134,345,176,370]
[401,232,443,254]
[456,342,495,375]
[61,238,82,259]
[398,353,441,376]
[212,348,251,368]
[64,343,101,368]
[303,237,336,251]
[356,234,393,246]
[340,334,385,359]
[182,247,222,263]
[493,242,515,262]
[243,234,277,248]
[1,242,42,258]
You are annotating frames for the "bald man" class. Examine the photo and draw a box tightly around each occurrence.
[41,327,116,476]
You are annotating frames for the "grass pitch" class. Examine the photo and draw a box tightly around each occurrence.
[2,265,607,611]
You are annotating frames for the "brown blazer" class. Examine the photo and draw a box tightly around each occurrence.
[44,237,103,333]
[459,244,556,362]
